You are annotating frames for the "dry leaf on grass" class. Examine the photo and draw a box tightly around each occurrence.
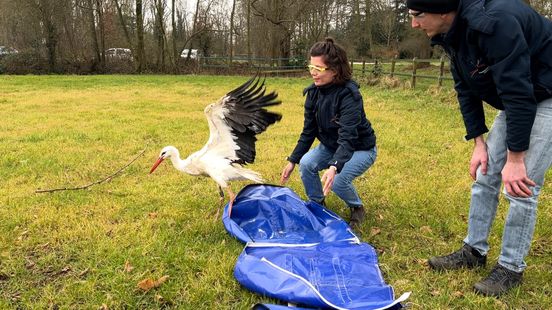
[123,261,134,273]
[370,227,381,237]
[148,212,158,219]
[419,226,433,234]
[60,266,72,274]
[137,275,169,292]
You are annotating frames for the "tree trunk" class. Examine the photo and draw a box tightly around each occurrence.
[364,0,373,57]
[34,0,58,73]
[44,17,57,73]
[114,0,133,49]
[85,0,101,71]
[95,0,105,71]
[136,0,145,73]
[229,0,237,69]
[171,0,178,72]
[152,0,166,71]
[247,0,251,63]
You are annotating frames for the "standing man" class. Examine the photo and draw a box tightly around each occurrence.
[407,0,552,297]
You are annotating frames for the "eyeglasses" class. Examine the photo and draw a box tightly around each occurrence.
[409,10,425,19]
[307,64,328,73]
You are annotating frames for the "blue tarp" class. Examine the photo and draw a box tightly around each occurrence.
[223,185,359,244]
[223,184,410,309]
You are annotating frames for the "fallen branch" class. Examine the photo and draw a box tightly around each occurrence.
[35,144,149,193]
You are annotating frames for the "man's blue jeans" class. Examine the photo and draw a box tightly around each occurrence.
[464,98,552,272]
[298,144,377,208]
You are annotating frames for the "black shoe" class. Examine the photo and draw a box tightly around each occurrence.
[349,206,366,228]
[314,198,325,206]
[428,244,486,270]
[474,264,523,297]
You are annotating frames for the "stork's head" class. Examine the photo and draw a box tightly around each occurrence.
[149,146,178,174]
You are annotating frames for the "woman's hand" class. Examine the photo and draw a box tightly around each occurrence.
[321,166,337,196]
[280,162,296,185]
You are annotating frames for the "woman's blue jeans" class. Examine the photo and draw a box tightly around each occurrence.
[464,98,552,272]
[298,144,377,208]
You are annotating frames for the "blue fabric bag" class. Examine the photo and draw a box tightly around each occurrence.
[222,184,359,244]
[223,184,410,309]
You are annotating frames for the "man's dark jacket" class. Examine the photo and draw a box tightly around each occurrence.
[288,81,376,172]
[432,0,552,151]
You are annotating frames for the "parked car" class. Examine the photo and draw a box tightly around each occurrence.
[105,48,132,59]
[180,49,199,59]
[0,46,18,58]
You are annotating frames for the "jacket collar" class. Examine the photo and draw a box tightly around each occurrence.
[431,0,497,48]
[303,82,340,96]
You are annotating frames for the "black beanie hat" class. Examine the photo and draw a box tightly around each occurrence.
[406,0,459,13]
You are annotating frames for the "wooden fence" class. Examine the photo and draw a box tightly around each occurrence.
[351,56,453,87]
[195,55,453,88]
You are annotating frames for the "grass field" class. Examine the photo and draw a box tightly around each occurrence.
[0,75,551,309]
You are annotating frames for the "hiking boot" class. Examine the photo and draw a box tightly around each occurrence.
[473,264,523,297]
[349,206,366,228]
[428,244,486,270]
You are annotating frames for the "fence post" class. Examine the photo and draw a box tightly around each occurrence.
[362,60,366,77]
[438,55,445,87]
[373,59,380,78]
[411,57,417,88]
[390,55,397,78]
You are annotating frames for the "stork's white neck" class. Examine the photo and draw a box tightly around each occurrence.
[167,147,202,176]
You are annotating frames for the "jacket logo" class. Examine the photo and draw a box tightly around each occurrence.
[470,59,490,77]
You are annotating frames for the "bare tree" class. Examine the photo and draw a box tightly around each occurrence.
[229,0,237,67]
[24,0,59,72]
[84,0,103,71]
[171,0,178,70]
[250,0,310,60]
[113,0,133,49]
[135,0,145,72]
[152,0,168,70]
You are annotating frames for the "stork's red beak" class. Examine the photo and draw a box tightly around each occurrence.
[149,157,165,174]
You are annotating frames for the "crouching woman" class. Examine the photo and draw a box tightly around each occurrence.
[280,38,377,228]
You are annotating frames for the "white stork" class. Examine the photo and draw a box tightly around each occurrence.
[149,76,282,217]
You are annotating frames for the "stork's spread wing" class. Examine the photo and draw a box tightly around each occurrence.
[203,76,282,165]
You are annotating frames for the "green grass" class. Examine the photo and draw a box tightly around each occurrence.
[0,75,550,309]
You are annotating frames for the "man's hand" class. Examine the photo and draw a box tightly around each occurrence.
[502,151,536,197]
[470,136,488,180]
[280,162,295,185]
[321,166,337,196]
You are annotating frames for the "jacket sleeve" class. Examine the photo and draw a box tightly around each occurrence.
[288,90,317,164]
[479,14,537,152]
[451,62,488,141]
[328,89,362,172]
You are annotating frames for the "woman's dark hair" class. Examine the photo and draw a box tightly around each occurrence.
[309,37,352,85]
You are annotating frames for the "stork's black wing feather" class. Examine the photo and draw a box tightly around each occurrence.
[222,76,282,164]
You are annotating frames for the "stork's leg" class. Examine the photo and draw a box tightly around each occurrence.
[218,185,225,205]
[213,185,225,220]
[226,186,236,217]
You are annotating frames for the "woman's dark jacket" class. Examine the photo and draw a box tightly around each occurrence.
[287,80,376,172]
[431,0,552,152]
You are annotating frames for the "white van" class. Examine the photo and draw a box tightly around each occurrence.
[105,48,132,59]
[180,49,198,59]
